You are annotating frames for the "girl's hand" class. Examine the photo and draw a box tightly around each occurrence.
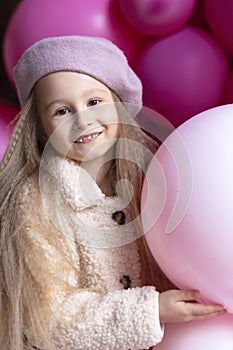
[159,289,227,323]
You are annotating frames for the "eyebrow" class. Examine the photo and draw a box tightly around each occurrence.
[45,89,109,111]
[45,98,69,111]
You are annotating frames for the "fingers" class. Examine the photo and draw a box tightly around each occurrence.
[187,309,227,321]
[173,289,227,321]
[158,289,227,323]
[188,302,226,316]
[190,308,227,321]
[174,289,200,301]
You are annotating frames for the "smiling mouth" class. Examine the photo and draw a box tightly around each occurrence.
[75,132,102,144]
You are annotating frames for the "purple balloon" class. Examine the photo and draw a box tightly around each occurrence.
[118,0,196,36]
[135,26,229,127]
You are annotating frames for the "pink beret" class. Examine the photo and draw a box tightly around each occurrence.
[13,35,142,111]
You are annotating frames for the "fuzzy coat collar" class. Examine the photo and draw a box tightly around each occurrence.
[39,148,140,248]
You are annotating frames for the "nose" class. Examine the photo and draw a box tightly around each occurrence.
[72,109,90,130]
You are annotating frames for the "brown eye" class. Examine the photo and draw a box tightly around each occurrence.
[88,98,101,107]
[55,107,70,116]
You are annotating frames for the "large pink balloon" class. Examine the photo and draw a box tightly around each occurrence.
[155,315,233,350]
[135,26,229,127]
[0,102,19,160]
[141,104,233,312]
[204,0,233,57]
[3,0,142,84]
[118,0,196,37]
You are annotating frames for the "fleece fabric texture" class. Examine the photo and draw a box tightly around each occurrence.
[17,154,164,349]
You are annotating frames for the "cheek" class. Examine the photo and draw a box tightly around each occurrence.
[43,118,70,138]
[45,120,73,156]
[98,104,118,125]
[104,109,119,138]
[40,116,53,139]
[110,124,119,139]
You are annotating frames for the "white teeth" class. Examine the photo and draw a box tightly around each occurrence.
[77,132,100,143]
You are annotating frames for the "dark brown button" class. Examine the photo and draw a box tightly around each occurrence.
[23,334,42,350]
[120,275,131,289]
[112,210,126,225]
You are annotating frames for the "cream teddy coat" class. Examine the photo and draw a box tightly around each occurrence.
[17,151,164,349]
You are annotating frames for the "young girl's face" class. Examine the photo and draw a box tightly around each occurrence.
[35,71,119,163]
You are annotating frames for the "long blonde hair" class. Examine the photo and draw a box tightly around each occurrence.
[112,98,175,291]
[0,89,174,349]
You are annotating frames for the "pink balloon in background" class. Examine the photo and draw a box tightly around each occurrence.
[0,102,19,161]
[204,0,233,57]
[3,0,143,85]
[154,315,233,350]
[222,70,233,105]
[189,0,209,30]
[118,0,196,37]
[141,104,233,312]
[135,26,229,127]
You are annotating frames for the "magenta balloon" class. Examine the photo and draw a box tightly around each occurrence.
[189,0,209,30]
[222,70,233,105]
[3,0,142,84]
[135,26,229,127]
[155,315,233,350]
[118,0,196,36]
[141,104,233,312]
[0,102,19,160]
[205,0,233,57]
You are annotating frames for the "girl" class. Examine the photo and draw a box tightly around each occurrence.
[0,36,226,350]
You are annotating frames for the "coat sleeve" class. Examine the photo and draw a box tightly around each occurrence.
[20,220,164,350]
[21,220,164,350]
[51,286,164,350]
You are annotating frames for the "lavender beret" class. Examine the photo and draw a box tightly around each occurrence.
[13,35,142,112]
